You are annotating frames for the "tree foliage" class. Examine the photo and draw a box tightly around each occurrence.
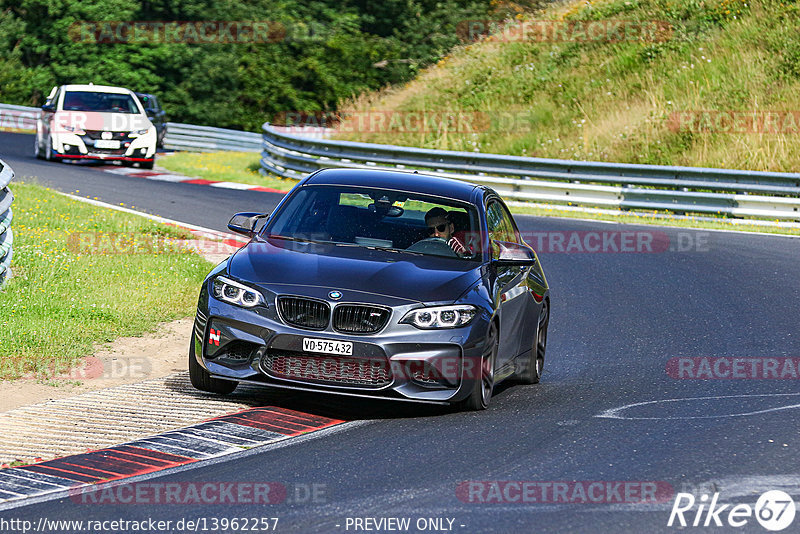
[0,0,495,131]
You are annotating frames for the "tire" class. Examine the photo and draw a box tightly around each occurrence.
[44,135,53,162]
[140,158,154,170]
[458,321,498,411]
[519,300,549,384]
[34,134,44,159]
[189,340,238,394]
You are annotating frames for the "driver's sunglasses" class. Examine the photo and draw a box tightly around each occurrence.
[428,223,448,233]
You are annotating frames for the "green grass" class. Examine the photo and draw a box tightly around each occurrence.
[158,151,298,191]
[0,182,214,380]
[335,0,800,172]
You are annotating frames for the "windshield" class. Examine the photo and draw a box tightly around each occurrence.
[266,185,482,261]
[62,91,141,114]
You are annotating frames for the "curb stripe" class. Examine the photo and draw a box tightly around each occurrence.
[41,461,121,479]
[110,445,198,465]
[219,416,310,436]
[57,457,151,478]
[251,186,287,193]
[94,450,178,469]
[0,478,47,495]
[179,421,283,445]
[0,471,69,491]
[218,408,344,435]
[223,407,335,426]
[257,405,345,426]
[0,470,75,488]
[147,432,244,454]
[0,406,346,507]
[166,426,282,448]
[20,465,106,483]
[125,438,223,459]
[94,165,291,194]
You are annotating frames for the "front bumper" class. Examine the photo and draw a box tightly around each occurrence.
[51,131,156,161]
[193,292,489,404]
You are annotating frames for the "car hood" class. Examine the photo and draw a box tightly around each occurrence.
[226,236,482,305]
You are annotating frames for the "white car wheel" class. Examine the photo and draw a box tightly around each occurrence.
[33,134,43,159]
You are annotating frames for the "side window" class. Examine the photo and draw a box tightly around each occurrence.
[487,201,521,259]
[495,202,522,243]
[487,201,515,243]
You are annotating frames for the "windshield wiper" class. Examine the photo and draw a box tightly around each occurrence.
[267,235,329,245]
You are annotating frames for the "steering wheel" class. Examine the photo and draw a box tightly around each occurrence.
[406,237,458,257]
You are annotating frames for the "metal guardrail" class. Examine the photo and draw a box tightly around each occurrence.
[0,159,14,287]
[0,103,37,133]
[261,123,800,221]
[162,123,330,152]
[163,122,262,152]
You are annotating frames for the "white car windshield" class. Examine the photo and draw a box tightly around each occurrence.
[62,91,140,114]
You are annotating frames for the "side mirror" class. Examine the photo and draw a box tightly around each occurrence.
[227,212,269,237]
[41,104,55,113]
[491,240,537,266]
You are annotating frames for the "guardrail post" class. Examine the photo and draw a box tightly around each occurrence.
[0,159,14,288]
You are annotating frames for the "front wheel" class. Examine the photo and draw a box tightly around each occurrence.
[189,340,238,394]
[44,135,54,162]
[140,158,154,170]
[519,300,548,384]
[34,134,44,159]
[458,321,497,411]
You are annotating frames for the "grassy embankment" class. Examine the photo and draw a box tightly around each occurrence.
[158,0,800,234]
[0,182,212,380]
[337,0,800,171]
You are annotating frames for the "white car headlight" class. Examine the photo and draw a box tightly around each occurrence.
[400,305,477,329]
[212,276,264,308]
[128,128,151,137]
[62,125,85,134]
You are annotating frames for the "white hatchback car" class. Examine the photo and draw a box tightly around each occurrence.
[34,84,157,169]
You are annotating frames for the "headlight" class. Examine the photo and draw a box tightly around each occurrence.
[62,125,85,134]
[128,128,151,137]
[400,305,477,329]
[211,276,264,308]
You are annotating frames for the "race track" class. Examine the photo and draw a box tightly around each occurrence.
[2,131,799,532]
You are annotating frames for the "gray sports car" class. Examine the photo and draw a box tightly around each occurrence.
[190,168,550,410]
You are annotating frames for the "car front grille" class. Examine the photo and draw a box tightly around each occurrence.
[89,148,127,155]
[277,297,330,330]
[83,130,129,140]
[262,350,391,387]
[333,304,390,334]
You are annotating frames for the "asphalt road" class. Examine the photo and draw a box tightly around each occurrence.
[2,131,800,533]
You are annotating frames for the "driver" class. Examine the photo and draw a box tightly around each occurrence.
[425,207,467,255]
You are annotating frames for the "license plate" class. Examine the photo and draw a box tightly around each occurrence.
[302,338,353,356]
[94,139,120,149]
